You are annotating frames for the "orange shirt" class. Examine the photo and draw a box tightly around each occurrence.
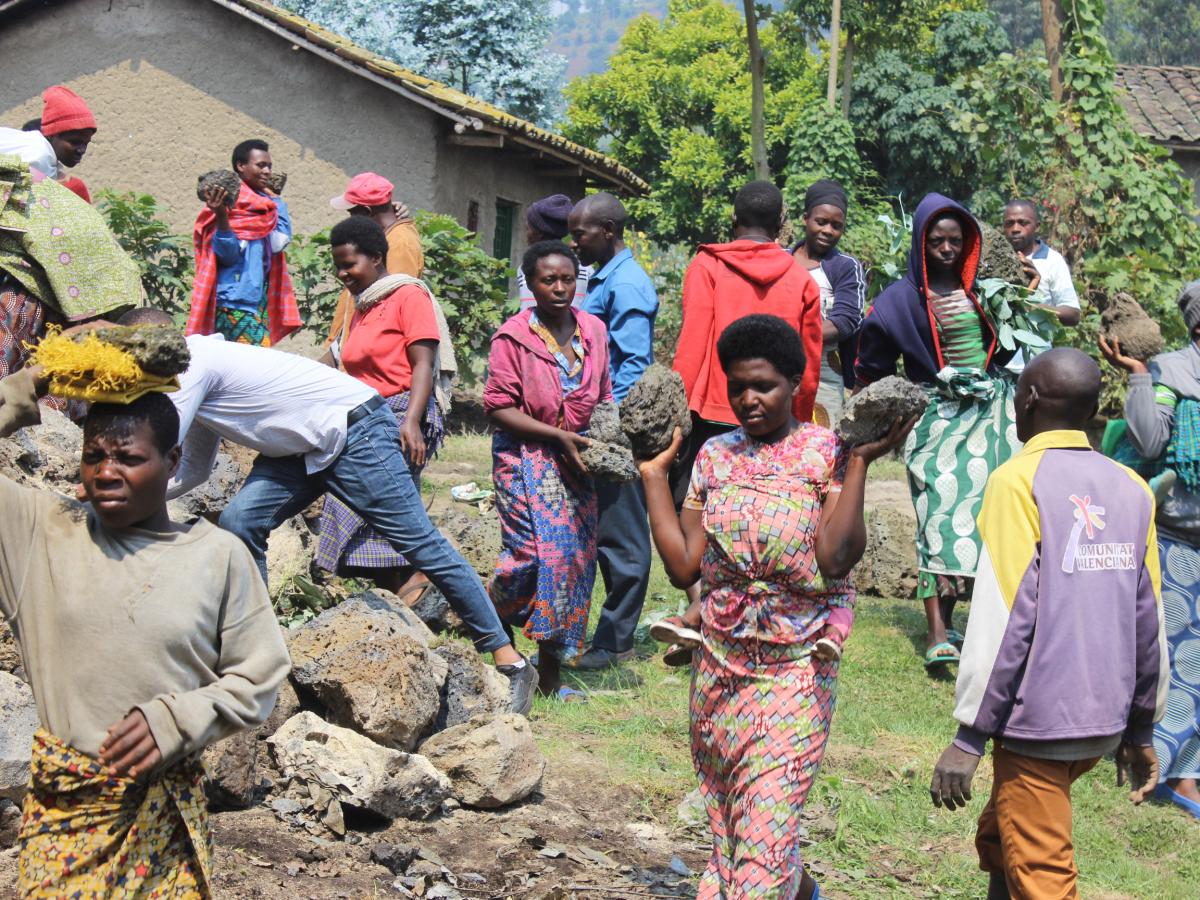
[340,284,440,397]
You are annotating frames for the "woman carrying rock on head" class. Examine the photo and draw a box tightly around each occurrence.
[1101,281,1200,821]
[484,241,612,701]
[854,193,1020,670]
[642,314,912,898]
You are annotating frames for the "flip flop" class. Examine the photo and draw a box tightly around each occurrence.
[649,616,702,647]
[924,641,961,669]
[1154,782,1200,819]
[946,629,965,646]
[555,686,588,704]
[662,643,695,667]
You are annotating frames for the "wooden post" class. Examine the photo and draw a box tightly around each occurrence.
[1041,0,1064,102]
[827,0,842,111]
[840,28,855,115]
[743,0,770,179]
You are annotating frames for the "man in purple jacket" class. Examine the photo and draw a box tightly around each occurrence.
[930,347,1167,899]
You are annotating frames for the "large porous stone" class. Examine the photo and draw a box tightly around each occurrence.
[203,730,261,810]
[1101,292,1164,362]
[836,377,929,446]
[439,508,502,579]
[0,671,38,803]
[433,642,513,730]
[288,597,447,750]
[168,451,244,520]
[196,169,241,206]
[581,439,638,482]
[88,325,190,376]
[419,714,545,809]
[588,401,630,447]
[854,481,919,599]
[977,222,1025,284]
[620,365,692,459]
[0,619,21,676]
[269,712,450,821]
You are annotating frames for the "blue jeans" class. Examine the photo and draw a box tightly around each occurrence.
[218,405,509,653]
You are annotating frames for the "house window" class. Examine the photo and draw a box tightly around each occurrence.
[493,200,517,262]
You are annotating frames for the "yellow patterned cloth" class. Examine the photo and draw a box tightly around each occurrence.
[18,730,212,899]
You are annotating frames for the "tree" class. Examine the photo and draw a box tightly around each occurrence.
[743,0,770,178]
[564,0,824,246]
[1103,0,1200,65]
[278,0,567,125]
[1040,0,1065,101]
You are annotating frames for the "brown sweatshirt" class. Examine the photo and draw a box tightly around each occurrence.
[0,369,291,763]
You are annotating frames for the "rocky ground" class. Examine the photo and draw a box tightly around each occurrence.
[0,376,921,899]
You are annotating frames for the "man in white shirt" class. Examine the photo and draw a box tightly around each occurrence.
[1003,199,1081,373]
[121,309,538,714]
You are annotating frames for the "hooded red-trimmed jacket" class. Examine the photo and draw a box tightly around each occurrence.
[854,193,1015,386]
[671,239,822,425]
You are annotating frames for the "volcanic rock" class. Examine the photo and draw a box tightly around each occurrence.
[0,671,37,803]
[269,712,451,821]
[978,222,1025,284]
[196,169,241,206]
[288,597,446,750]
[88,324,190,376]
[0,619,20,677]
[620,365,692,459]
[433,642,513,731]
[581,439,639,482]
[203,731,261,810]
[836,377,928,446]
[854,480,920,598]
[0,798,19,849]
[1101,292,1164,362]
[419,714,545,809]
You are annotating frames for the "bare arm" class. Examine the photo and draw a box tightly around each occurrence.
[399,339,436,467]
[639,429,706,588]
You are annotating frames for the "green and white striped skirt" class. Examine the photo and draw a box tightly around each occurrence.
[903,371,1020,597]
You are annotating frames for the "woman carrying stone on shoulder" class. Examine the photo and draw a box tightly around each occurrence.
[642,313,912,898]
[484,241,612,701]
[854,193,1019,670]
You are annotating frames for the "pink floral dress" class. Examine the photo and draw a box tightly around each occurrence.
[683,423,852,898]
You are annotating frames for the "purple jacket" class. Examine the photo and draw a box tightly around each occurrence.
[953,430,1169,754]
[483,308,613,433]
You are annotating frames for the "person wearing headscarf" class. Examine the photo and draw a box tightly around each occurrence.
[515,194,591,309]
[791,179,867,422]
[1101,281,1200,820]
[855,193,1019,670]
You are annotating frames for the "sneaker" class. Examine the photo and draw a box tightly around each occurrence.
[568,646,637,671]
[497,657,538,716]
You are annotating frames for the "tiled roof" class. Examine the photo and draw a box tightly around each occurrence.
[215,0,648,193]
[1115,64,1200,147]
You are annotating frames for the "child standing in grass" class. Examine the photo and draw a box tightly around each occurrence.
[641,314,911,899]
[0,365,290,897]
[931,348,1166,899]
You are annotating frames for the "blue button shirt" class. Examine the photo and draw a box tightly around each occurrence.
[212,193,292,312]
[582,248,658,402]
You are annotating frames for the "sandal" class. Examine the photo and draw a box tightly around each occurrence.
[662,643,695,667]
[555,685,588,704]
[650,616,702,647]
[1154,782,1200,819]
[946,628,965,646]
[924,641,961,669]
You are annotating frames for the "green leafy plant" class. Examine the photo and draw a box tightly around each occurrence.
[272,574,345,628]
[94,189,193,319]
[415,211,512,379]
[977,278,1058,355]
[288,227,342,340]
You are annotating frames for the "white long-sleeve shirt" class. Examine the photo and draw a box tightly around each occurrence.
[168,334,376,498]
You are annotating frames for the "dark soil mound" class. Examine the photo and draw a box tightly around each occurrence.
[1101,292,1163,362]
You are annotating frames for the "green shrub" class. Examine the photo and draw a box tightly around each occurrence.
[94,189,193,320]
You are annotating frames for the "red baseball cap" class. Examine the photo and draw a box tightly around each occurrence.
[330,172,393,210]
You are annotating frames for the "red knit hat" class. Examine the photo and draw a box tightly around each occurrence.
[40,86,97,136]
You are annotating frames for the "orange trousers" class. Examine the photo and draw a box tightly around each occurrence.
[975,745,1101,900]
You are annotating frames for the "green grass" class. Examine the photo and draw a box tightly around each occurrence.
[435,432,1200,899]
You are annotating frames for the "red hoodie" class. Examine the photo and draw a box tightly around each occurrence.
[671,239,822,425]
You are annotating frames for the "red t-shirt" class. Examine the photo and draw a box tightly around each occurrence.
[341,284,440,397]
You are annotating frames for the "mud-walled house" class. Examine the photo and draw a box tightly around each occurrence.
[0,0,647,267]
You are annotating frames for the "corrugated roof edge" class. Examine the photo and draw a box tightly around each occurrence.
[223,0,649,194]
